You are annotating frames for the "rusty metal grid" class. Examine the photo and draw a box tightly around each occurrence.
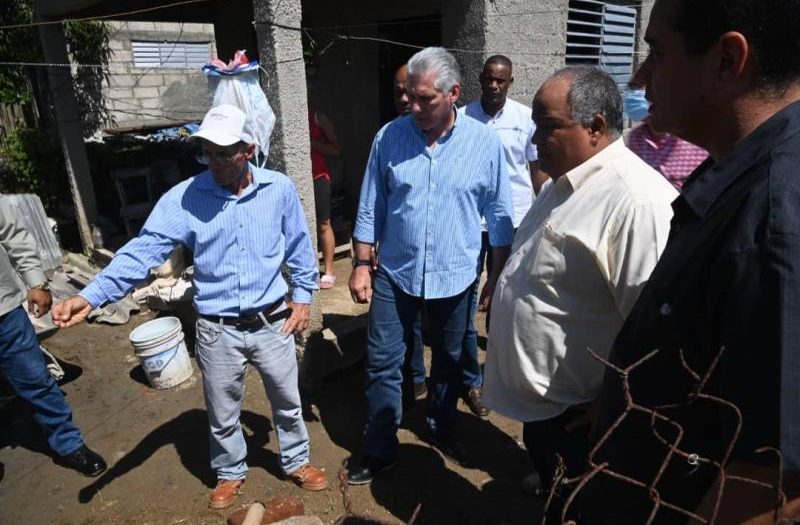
[542,347,789,525]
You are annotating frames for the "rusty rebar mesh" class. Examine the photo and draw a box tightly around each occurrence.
[542,347,789,525]
[333,462,421,525]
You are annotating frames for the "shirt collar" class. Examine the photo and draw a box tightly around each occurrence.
[561,138,628,191]
[195,163,277,198]
[479,99,507,120]
[411,107,460,142]
[681,100,800,217]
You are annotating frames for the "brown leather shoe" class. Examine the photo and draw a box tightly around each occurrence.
[287,463,328,491]
[464,387,490,418]
[209,479,244,509]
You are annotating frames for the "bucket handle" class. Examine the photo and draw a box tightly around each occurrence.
[141,334,184,374]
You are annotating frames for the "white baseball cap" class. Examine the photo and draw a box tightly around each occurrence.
[192,104,254,146]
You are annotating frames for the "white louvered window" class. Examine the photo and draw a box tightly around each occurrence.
[132,41,211,68]
[565,0,638,88]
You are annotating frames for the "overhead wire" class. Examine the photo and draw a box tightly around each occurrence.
[0,0,219,30]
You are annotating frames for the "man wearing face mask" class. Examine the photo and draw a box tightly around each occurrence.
[52,104,328,509]
[624,80,708,190]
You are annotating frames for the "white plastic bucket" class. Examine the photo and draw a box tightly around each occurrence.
[129,317,193,389]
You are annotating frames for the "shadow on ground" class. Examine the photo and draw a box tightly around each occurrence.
[365,444,541,525]
[77,408,279,503]
[306,359,541,525]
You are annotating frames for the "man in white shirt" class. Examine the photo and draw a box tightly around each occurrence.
[459,55,546,417]
[482,66,677,517]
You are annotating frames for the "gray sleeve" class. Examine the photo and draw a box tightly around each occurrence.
[0,200,46,287]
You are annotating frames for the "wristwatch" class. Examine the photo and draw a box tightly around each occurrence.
[352,258,372,268]
[31,281,50,291]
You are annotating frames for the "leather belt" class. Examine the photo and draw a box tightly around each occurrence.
[199,300,291,330]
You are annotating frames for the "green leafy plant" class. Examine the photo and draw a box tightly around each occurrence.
[0,0,110,211]
[0,126,67,212]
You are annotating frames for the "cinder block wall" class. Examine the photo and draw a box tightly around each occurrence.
[447,0,652,107]
[104,21,217,130]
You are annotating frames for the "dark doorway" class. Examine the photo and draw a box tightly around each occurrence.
[377,15,442,124]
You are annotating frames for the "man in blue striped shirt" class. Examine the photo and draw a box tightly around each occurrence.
[52,104,328,508]
[346,47,515,485]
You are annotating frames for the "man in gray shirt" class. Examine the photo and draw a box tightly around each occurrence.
[0,199,106,476]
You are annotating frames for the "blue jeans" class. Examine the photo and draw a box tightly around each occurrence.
[404,310,426,387]
[462,281,482,389]
[194,305,310,480]
[364,269,477,460]
[406,287,482,390]
[0,306,83,456]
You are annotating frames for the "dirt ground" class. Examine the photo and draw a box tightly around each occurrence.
[0,258,543,525]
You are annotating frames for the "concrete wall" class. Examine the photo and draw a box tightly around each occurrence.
[481,0,569,104]
[104,21,217,130]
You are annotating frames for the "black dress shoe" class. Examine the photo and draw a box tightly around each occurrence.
[430,435,470,467]
[346,456,396,485]
[56,445,107,477]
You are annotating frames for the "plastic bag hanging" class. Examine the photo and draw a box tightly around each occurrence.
[202,50,275,167]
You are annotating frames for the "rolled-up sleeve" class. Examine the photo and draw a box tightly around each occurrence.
[282,181,318,304]
[484,137,514,247]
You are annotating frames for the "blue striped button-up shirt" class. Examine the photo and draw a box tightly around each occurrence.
[354,112,514,299]
[80,165,318,316]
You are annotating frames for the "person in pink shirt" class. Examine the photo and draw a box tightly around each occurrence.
[625,81,708,190]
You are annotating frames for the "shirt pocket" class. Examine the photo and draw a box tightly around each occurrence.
[525,222,566,286]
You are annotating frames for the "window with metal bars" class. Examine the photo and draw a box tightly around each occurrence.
[131,41,211,68]
[565,0,639,88]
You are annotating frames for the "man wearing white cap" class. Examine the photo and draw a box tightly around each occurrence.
[52,104,328,508]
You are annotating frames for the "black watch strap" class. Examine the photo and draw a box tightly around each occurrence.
[352,258,372,268]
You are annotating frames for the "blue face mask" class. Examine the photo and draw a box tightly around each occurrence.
[624,89,650,122]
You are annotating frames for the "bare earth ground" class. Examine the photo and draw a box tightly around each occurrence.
[0,259,543,524]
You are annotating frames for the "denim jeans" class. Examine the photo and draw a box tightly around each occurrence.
[406,286,482,391]
[0,306,83,456]
[404,309,426,387]
[364,269,477,460]
[194,304,310,480]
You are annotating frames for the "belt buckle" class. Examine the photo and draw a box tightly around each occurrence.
[234,315,261,330]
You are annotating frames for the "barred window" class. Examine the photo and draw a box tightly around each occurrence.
[131,41,211,68]
[565,0,638,88]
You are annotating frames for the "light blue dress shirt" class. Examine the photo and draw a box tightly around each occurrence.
[80,165,318,316]
[354,112,514,300]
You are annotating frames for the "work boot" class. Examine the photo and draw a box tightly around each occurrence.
[208,479,244,509]
[286,464,328,491]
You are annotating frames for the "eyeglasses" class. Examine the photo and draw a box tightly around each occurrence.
[196,148,243,165]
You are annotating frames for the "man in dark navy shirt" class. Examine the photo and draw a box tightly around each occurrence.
[573,0,800,523]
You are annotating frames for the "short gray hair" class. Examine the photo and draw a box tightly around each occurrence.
[550,66,623,139]
[407,47,461,92]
